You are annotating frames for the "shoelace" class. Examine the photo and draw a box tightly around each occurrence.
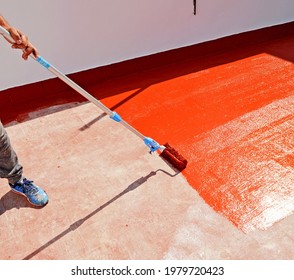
[21,179,39,195]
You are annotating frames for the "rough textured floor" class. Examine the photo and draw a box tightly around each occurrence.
[0,32,293,260]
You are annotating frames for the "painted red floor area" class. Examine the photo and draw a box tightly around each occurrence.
[90,35,294,232]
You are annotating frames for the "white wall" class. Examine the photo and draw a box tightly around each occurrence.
[1,0,293,91]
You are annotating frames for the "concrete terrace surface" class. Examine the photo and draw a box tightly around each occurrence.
[0,28,294,260]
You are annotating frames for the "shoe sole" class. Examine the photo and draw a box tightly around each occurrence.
[11,188,49,207]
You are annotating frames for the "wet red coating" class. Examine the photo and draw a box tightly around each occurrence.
[159,143,188,171]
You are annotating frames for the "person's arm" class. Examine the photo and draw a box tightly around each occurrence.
[0,14,39,60]
[0,15,10,28]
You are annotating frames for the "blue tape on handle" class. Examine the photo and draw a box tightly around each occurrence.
[36,56,51,69]
[110,112,122,122]
[144,137,161,153]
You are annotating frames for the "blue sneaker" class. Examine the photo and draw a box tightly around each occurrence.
[10,178,48,207]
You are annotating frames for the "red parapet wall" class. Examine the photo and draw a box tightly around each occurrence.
[0,21,293,125]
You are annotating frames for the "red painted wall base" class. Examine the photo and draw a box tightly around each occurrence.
[1,21,293,125]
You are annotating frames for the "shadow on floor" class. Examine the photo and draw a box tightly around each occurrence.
[0,190,39,215]
[22,169,177,260]
[79,87,149,131]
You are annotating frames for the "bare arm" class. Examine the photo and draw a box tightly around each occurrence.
[0,14,39,59]
[0,14,10,28]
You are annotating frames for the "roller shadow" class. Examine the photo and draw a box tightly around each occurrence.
[22,169,177,260]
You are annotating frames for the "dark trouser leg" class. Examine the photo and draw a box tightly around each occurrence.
[0,121,23,185]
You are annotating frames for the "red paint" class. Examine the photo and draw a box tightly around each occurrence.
[159,143,188,171]
[1,22,293,232]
